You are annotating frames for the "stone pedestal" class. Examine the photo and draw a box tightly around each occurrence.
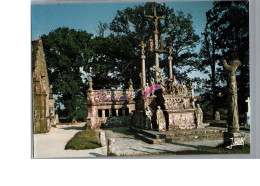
[224,132,245,149]
[99,131,106,147]
[107,138,116,155]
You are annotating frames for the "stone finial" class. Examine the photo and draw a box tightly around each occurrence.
[189,78,192,88]
[88,77,93,90]
[129,79,133,90]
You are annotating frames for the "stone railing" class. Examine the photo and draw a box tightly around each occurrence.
[87,89,136,106]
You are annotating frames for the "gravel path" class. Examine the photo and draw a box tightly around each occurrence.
[33,123,107,158]
[34,124,250,158]
[103,127,224,156]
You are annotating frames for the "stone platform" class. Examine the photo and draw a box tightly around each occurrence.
[131,126,227,144]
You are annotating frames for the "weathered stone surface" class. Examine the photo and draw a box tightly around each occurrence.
[223,59,241,133]
[195,104,204,129]
[214,111,221,122]
[107,138,116,155]
[156,106,166,131]
[86,89,135,129]
[32,38,56,133]
[99,131,106,147]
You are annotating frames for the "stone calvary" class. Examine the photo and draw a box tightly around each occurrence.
[86,6,200,132]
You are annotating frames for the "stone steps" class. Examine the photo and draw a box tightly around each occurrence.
[131,126,226,144]
[135,132,166,145]
[169,133,224,142]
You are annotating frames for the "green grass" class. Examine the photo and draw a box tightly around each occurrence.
[65,130,101,150]
[120,144,250,156]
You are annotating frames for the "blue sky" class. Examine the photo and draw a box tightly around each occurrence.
[31,1,213,40]
[31,1,213,82]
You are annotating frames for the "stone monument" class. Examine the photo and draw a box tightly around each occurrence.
[222,59,245,148]
[131,5,197,131]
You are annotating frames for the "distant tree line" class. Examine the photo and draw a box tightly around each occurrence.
[41,1,249,122]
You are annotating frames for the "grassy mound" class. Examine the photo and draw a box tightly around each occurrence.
[65,130,101,150]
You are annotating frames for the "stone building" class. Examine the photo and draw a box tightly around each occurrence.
[32,38,56,133]
[86,80,136,129]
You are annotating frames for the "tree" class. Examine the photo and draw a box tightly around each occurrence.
[198,1,249,121]
[41,27,93,121]
[108,2,199,86]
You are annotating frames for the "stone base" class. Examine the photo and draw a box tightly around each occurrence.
[210,122,227,128]
[224,132,245,149]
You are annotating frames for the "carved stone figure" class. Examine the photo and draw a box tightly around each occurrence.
[156,106,166,131]
[214,111,221,122]
[195,104,204,128]
[145,107,153,130]
[88,77,93,90]
[223,59,241,133]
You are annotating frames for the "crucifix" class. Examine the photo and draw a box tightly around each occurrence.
[145,5,166,83]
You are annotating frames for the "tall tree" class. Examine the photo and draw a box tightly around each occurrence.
[199,1,249,120]
[108,2,199,86]
[41,27,93,121]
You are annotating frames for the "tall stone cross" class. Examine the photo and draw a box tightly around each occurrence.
[145,5,166,83]
[139,41,146,89]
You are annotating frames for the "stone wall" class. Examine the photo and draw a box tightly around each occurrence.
[32,38,56,133]
[86,89,136,129]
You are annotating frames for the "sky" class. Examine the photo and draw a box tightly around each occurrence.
[31,1,213,81]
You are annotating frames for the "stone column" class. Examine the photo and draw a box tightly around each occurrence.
[99,131,106,147]
[141,54,146,89]
[168,55,173,80]
[115,110,118,117]
[222,60,245,148]
[102,110,105,118]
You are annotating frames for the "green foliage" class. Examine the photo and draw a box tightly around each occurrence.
[198,1,249,120]
[41,27,92,120]
[65,130,101,150]
[108,2,200,85]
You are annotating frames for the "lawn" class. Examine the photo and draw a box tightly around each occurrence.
[65,130,101,150]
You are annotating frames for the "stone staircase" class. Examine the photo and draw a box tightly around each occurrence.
[131,127,227,144]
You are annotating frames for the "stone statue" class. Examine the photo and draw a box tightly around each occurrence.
[223,59,241,133]
[139,40,146,56]
[214,111,221,122]
[145,107,153,130]
[156,106,166,131]
[195,104,204,128]
[88,77,93,90]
